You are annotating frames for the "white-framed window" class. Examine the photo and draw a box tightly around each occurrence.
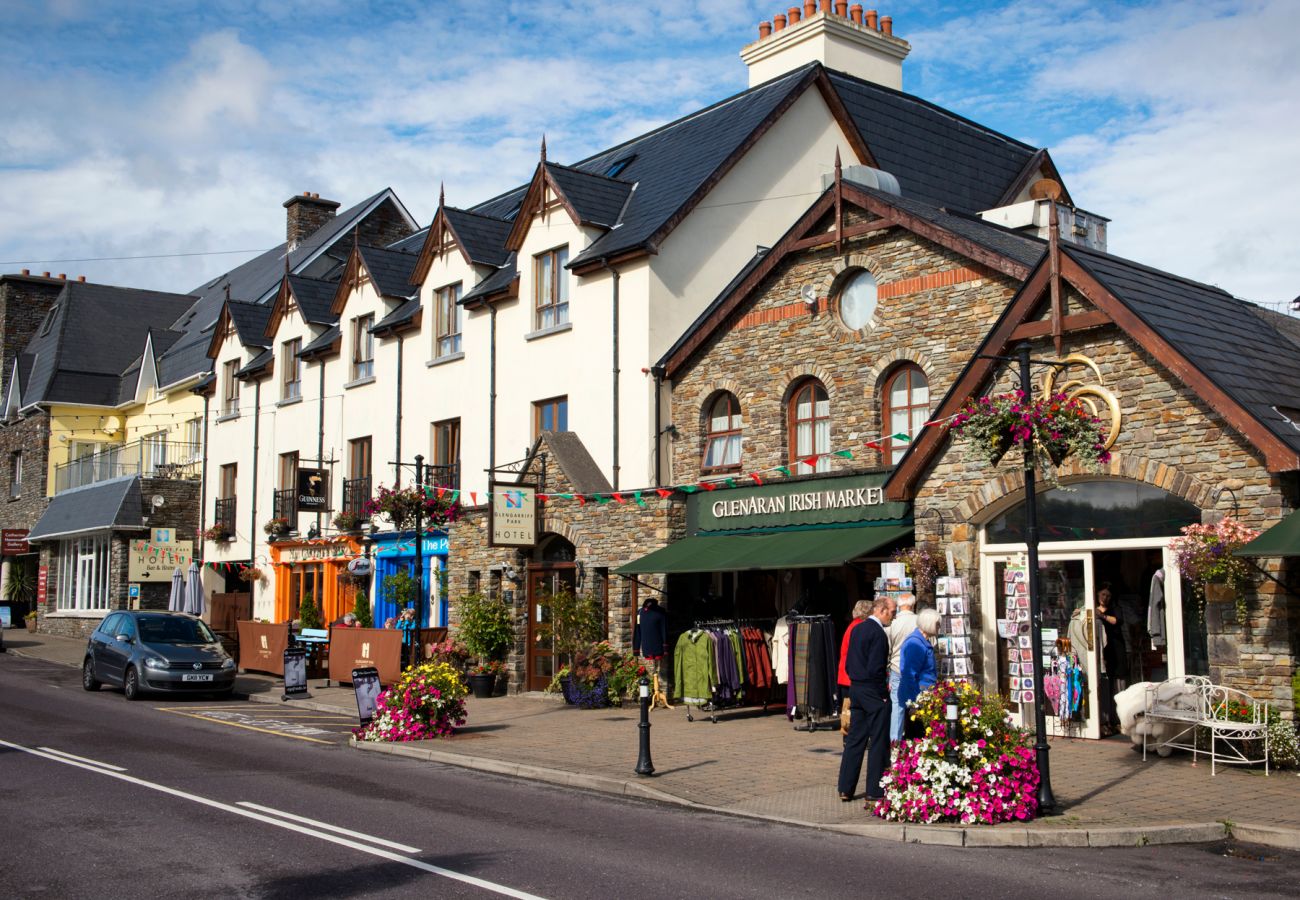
[702,392,742,473]
[222,359,240,416]
[281,338,302,400]
[534,246,570,330]
[434,282,462,358]
[143,431,168,476]
[9,450,21,499]
[184,417,202,462]
[56,532,111,612]
[352,315,375,380]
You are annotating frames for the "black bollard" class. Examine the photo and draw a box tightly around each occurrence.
[635,674,655,776]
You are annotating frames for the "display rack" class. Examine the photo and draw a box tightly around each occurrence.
[935,575,972,679]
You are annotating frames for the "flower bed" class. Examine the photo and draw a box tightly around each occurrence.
[354,661,468,742]
[874,680,1039,825]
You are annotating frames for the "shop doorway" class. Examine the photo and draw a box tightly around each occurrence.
[525,534,577,692]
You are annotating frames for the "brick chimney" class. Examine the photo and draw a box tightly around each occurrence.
[283,191,341,250]
[742,6,909,89]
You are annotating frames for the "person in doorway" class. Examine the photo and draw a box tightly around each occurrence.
[897,609,941,740]
[837,595,896,807]
[1096,582,1124,734]
[838,600,873,738]
[887,593,919,742]
[397,607,418,667]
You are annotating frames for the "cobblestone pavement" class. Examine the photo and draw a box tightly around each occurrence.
[10,630,1298,846]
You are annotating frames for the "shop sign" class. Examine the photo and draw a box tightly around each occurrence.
[346,556,373,576]
[128,537,194,581]
[688,471,910,535]
[297,467,330,511]
[373,535,448,558]
[280,541,353,562]
[489,482,536,548]
[352,667,382,725]
[36,566,47,605]
[1,529,30,556]
[282,647,309,698]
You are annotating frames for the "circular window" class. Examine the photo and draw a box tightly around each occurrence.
[838,270,878,331]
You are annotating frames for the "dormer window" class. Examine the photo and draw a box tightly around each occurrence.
[604,155,635,178]
[222,360,240,416]
[351,314,374,380]
[534,246,569,330]
[434,282,463,358]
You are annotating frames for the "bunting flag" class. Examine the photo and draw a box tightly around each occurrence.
[776,466,791,476]
[576,495,587,506]
[801,455,820,468]
[698,481,717,491]
[833,449,854,458]
[655,488,672,498]
[595,495,611,504]
[724,478,737,488]
[892,432,912,443]
[634,491,646,507]
[612,493,626,504]
[470,492,478,505]
[680,485,699,493]
[865,440,882,450]
[749,472,763,485]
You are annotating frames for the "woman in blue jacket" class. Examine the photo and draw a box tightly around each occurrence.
[896,608,941,740]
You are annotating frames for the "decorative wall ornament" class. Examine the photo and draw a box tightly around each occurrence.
[1042,353,1121,451]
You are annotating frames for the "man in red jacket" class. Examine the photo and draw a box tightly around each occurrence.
[838,600,872,738]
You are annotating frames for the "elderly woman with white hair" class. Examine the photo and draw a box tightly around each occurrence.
[896,608,942,740]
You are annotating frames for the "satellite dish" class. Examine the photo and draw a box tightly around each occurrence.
[800,284,818,306]
[1029,178,1063,202]
[152,495,166,508]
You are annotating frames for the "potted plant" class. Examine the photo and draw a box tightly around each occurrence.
[201,523,233,542]
[557,641,642,708]
[950,391,1111,485]
[892,544,941,601]
[23,610,37,633]
[383,567,419,612]
[1170,516,1260,623]
[298,591,322,630]
[467,659,504,699]
[332,509,367,533]
[351,590,373,628]
[362,484,460,531]
[427,638,472,674]
[237,565,263,584]
[3,564,36,621]
[535,586,604,687]
[262,517,292,539]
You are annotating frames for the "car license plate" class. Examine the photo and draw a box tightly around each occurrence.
[182,673,213,682]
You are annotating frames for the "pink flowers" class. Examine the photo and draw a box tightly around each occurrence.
[355,661,469,743]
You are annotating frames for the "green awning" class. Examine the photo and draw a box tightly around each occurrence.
[1235,509,1300,557]
[617,524,913,575]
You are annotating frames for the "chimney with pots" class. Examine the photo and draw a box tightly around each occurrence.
[742,4,909,88]
[283,191,341,251]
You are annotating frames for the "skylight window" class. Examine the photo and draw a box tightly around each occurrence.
[604,155,635,178]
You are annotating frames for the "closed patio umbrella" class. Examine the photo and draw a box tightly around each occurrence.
[168,567,185,612]
[184,561,206,618]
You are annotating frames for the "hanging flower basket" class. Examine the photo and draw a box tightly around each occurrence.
[1170,517,1260,624]
[362,484,461,531]
[950,391,1111,486]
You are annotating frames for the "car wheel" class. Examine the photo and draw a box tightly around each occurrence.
[123,665,142,701]
[82,659,101,692]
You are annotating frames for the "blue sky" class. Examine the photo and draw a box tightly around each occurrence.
[2,0,1297,308]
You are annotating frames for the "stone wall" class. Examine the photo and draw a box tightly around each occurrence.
[0,410,51,532]
[669,222,1022,482]
[911,316,1297,716]
[0,275,63,402]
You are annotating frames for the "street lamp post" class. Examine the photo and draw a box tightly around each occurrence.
[1016,343,1057,814]
[412,454,424,668]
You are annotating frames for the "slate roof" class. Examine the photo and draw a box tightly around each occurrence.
[545,163,634,229]
[287,275,340,324]
[235,348,274,379]
[536,431,612,495]
[157,333,214,389]
[442,208,512,267]
[460,254,518,306]
[357,245,419,300]
[1066,245,1300,462]
[299,325,341,359]
[18,282,197,409]
[826,70,1038,213]
[27,476,145,542]
[226,300,273,349]
[372,297,421,333]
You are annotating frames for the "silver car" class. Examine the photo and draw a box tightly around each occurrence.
[82,610,236,700]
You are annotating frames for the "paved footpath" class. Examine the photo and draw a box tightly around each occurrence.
[10,629,1299,849]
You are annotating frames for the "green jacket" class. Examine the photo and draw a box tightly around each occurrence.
[674,630,717,703]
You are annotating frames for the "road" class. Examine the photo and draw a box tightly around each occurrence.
[2,650,1298,899]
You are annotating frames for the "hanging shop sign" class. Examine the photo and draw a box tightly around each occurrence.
[2,529,30,556]
[297,467,330,511]
[346,556,373,577]
[489,482,537,548]
[689,471,910,535]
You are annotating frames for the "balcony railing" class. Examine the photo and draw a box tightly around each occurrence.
[342,476,372,513]
[213,497,237,537]
[426,462,460,490]
[272,488,297,520]
[54,438,202,494]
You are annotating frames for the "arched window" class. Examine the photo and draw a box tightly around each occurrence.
[883,365,929,465]
[702,392,742,473]
[789,379,830,474]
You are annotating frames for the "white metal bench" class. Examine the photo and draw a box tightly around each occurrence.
[1141,675,1270,775]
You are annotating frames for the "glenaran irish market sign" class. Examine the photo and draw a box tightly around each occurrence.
[688,471,910,535]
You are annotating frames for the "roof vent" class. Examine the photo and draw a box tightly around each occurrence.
[822,164,900,196]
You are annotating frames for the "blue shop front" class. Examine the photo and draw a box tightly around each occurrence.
[371,531,450,628]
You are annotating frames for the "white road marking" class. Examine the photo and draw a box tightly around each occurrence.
[37,746,127,772]
[236,801,421,853]
[1,738,547,900]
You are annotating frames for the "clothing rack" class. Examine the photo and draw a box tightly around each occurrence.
[787,613,838,733]
[676,620,779,724]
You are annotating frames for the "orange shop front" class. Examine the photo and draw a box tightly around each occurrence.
[270,536,365,624]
